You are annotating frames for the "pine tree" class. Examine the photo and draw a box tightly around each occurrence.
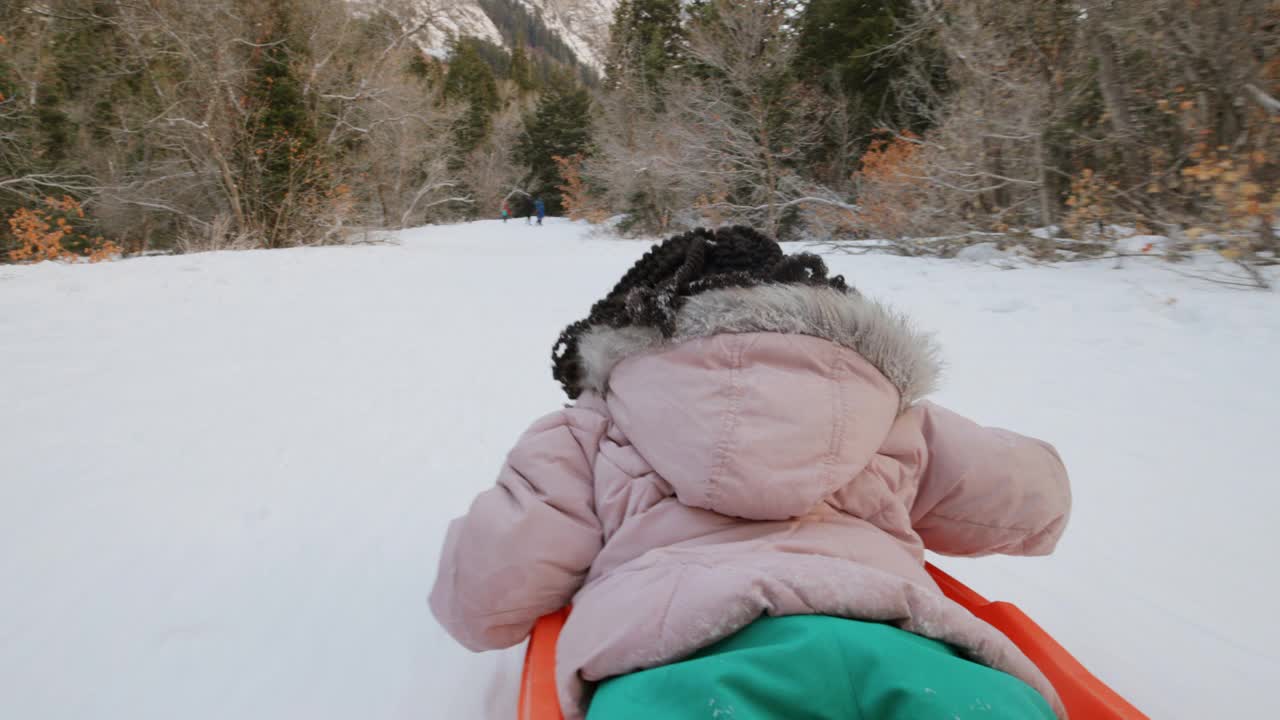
[794,0,928,132]
[31,2,127,168]
[444,38,501,154]
[509,42,536,94]
[407,51,441,82]
[33,88,71,166]
[514,76,593,214]
[243,0,316,246]
[604,0,685,95]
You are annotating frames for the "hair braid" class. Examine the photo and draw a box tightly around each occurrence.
[552,226,850,398]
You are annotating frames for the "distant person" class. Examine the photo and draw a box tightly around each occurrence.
[429,226,1070,720]
[501,199,510,223]
[534,197,546,226]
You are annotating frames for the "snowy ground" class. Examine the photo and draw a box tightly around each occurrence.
[2,219,1278,719]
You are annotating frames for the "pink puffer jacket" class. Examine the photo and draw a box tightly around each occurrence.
[429,285,1072,718]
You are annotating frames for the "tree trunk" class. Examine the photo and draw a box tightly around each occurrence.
[1034,132,1055,228]
[988,141,1010,210]
[1256,217,1278,253]
[377,183,392,227]
[1083,5,1139,180]
[753,97,779,236]
[213,148,248,238]
[1084,5,1134,138]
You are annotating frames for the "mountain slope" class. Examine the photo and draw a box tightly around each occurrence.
[513,0,615,72]
[352,0,617,70]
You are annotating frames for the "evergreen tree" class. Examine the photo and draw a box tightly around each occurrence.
[243,0,316,246]
[509,42,537,94]
[444,38,501,154]
[248,24,311,148]
[604,0,685,94]
[794,0,930,132]
[514,76,593,214]
[29,2,126,169]
[789,0,947,192]
[407,51,441,82]
[33,87,72,166]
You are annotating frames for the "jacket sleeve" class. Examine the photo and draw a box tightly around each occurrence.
[429,406,607,651]
[909,401,1071,557]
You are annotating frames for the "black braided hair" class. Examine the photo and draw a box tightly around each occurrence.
[552,225,851,399]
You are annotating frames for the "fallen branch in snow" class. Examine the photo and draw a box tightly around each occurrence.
[698,196,863,214]
[816,231,1115,261]
[1234,260,1273,289]
[1164,263,1274,290]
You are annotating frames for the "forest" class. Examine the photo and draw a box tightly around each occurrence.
[1,0,1277,272]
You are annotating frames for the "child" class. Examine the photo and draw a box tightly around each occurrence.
[430,227,1071,720]
[534,196,546,226]
[501,199,510,223]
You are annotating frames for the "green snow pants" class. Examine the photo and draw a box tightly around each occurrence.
[586,614,1056,720]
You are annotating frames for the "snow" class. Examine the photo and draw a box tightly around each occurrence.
[348,0,505,58]
[349,0,618,71]
[953,241,1015,262]
[2,218,1279,719]
[514,0,618,71]
[1115,234,1171,255]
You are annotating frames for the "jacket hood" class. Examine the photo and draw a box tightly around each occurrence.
[585,285,943,521]
[577,284,942,411]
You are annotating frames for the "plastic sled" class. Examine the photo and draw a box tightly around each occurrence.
[517,563,1147,720]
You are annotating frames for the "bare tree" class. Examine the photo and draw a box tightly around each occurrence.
[893,0,1084,233]
[307,0,469,229]
[584,72,701,235]
[588,0,842,238]
[1,0,472,256]
[455,101,528,222]
[674,1,833,236]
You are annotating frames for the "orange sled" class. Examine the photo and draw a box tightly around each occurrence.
[517,563,1147,720]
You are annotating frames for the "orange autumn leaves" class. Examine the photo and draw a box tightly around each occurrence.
[6,197,120,263]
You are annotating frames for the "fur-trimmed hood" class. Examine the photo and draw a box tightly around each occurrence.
[575,284,942,410]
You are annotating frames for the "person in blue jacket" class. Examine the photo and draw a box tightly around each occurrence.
[534,197,546,226]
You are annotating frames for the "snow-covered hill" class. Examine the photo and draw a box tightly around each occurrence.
[2,220,1278,719]
[353,0,617,70]
[524,0,615,72]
